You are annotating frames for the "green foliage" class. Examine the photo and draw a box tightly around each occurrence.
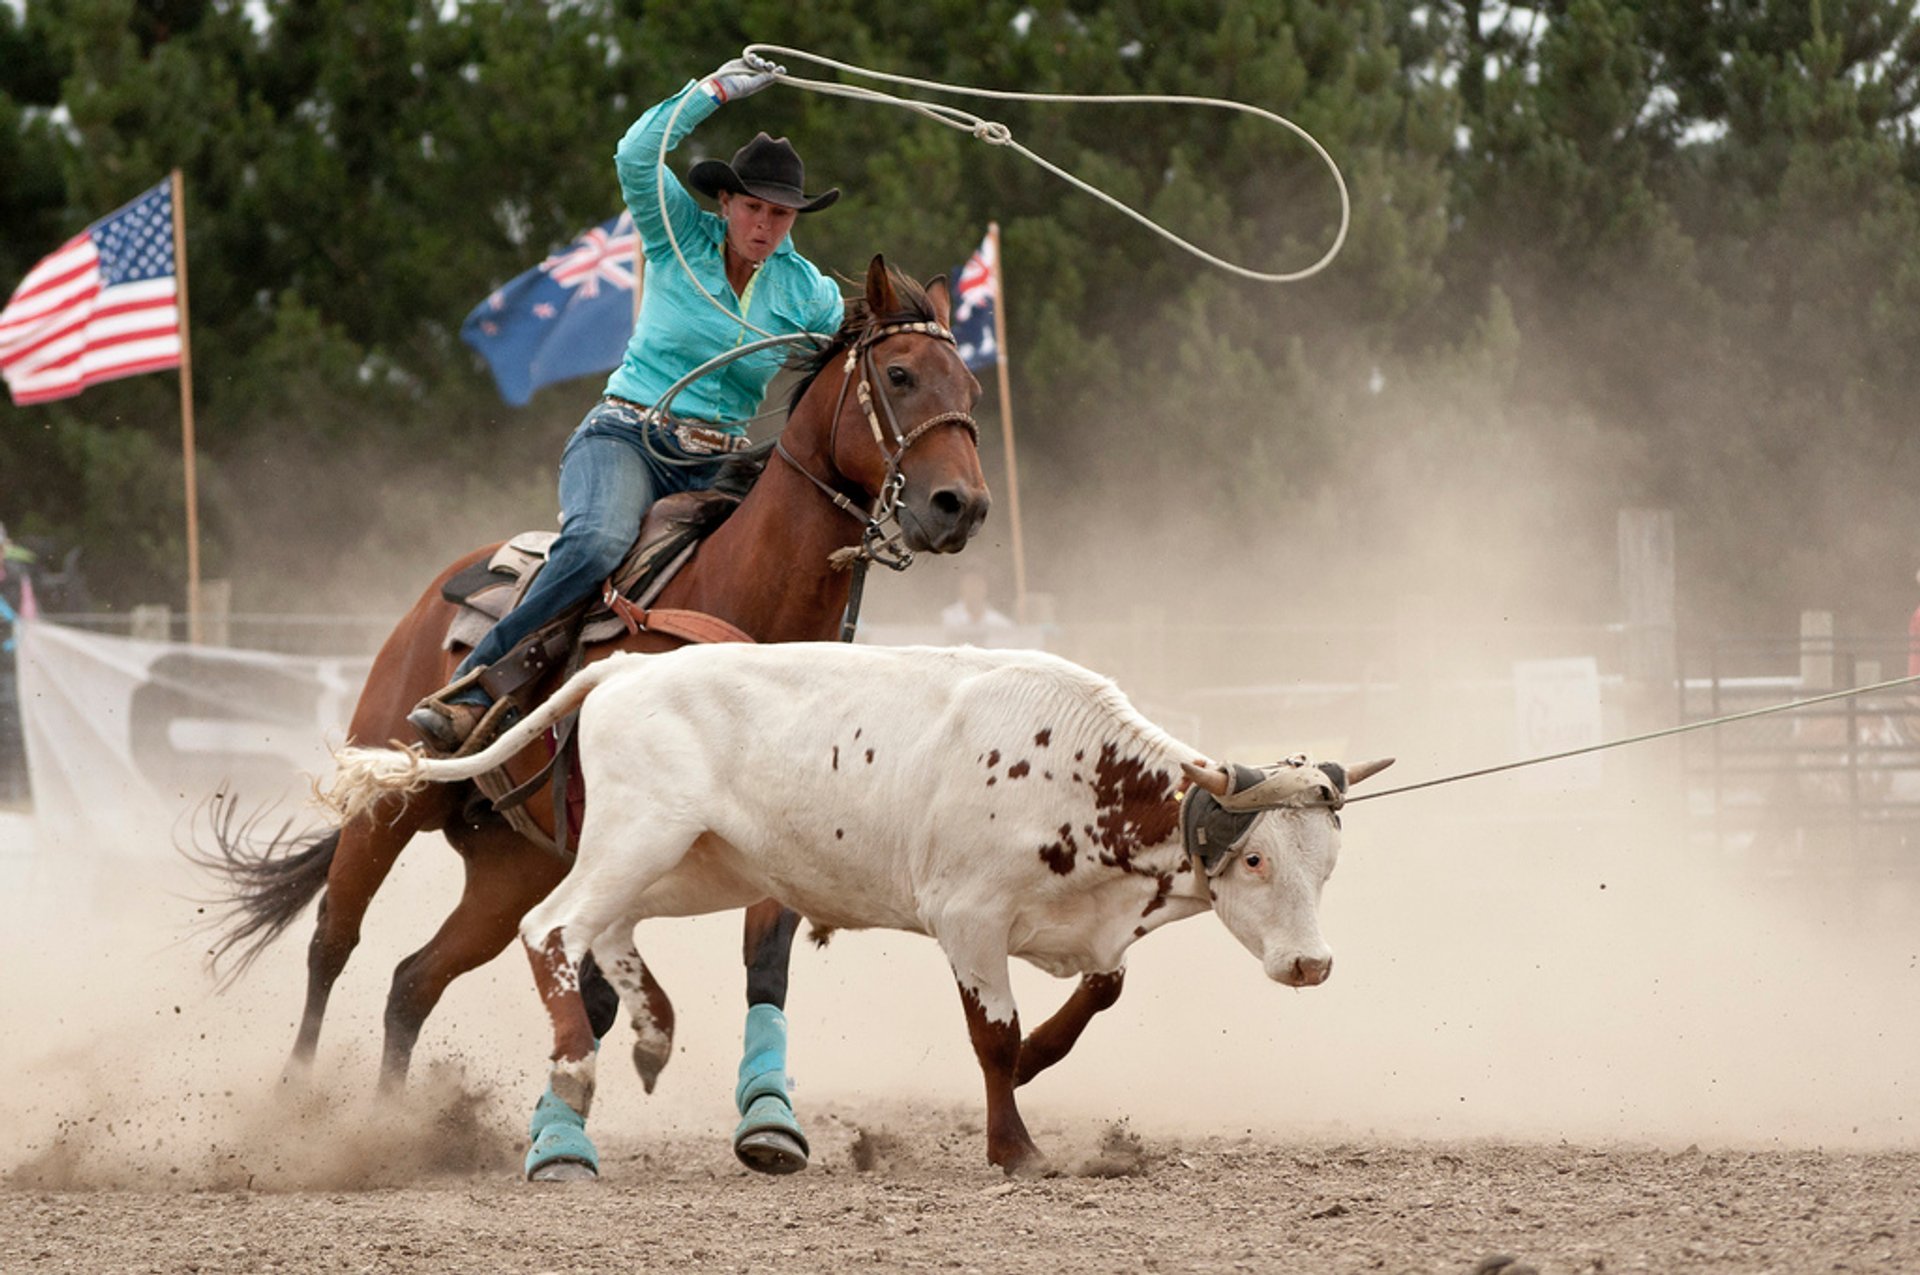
[1,0,1917,636]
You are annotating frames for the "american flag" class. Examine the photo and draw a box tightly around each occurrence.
[0,180,182,406]
[952,231,998,371]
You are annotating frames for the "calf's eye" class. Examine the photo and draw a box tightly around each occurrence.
[1244,853,1262,869]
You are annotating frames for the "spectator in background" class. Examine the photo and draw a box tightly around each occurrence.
[0,522,33,653]
[941,569,1013,631]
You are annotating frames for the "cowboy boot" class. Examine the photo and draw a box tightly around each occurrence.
[405,667,494,754]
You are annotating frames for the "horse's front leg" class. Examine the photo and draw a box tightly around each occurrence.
[732,899,808,1174]
[1014,969,1125,1086]
[520,920,604,1182]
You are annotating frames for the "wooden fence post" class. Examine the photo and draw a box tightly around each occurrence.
[1618,509,1676,687]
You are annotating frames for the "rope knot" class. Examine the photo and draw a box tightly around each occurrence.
[972,120,1013,146]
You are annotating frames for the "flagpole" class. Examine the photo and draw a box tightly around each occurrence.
[170,168,202,645]
[987,222,1028,623]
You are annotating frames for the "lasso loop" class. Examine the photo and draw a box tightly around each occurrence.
[743,42,1351,286]
[653,43,1350,360]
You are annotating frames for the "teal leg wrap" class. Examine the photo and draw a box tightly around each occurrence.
[525,1039,600,1180]
[525,1085,600,1179]
[732,1004,808,1161]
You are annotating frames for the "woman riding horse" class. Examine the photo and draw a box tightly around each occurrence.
[409,53,842,752]
[198,53,989,1188]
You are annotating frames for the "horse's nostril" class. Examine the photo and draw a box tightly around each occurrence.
[931,488,965,517]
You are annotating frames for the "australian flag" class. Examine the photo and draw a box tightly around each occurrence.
[952,231,997,371]
[461,212,638,406]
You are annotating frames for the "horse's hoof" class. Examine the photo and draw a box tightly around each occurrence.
[527,1158,599,1183]
[735,1128,809,1175]
[525,1098,600,1182]
[733,1092,809,1175]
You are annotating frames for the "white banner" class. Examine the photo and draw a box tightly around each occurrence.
[1512,656,1604,791]
[16,621,368,855]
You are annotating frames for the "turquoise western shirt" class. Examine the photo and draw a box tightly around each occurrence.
[607,82,845,428]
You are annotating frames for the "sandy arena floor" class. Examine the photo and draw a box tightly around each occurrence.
[3,799,1915,1274]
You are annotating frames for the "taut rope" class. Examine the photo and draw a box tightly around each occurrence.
[1345,672,1920,804]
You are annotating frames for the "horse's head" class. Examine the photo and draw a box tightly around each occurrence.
[785,256,990,556]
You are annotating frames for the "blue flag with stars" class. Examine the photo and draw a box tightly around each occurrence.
[461,213,638,406]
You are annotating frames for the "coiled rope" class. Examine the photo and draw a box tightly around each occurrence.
[745,43,1351,286]
[653,44,1353,347]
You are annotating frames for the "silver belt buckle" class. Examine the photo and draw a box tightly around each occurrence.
[677,423,746,455]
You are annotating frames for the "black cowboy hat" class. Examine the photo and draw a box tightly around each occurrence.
[688,133,840,214]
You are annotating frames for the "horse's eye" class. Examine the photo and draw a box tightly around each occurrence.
[1244,853,1262,870]
[887,365,911,387]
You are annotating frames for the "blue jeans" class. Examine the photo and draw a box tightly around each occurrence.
[454,399,724,690]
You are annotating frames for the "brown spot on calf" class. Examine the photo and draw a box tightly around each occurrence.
[1090,743,1178,873]
[1037,823,1079,874]
[1141,872,1174,916]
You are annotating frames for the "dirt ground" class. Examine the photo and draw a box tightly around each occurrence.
[3,792,1917,1275]
[5,1096,1918,1275]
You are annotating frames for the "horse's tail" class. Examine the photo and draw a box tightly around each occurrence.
[323,653,644,826]
[183,791,341,988]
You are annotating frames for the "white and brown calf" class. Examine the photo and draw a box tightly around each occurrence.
[326,642,1391,1172]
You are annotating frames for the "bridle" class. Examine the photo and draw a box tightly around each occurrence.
[774,316,980,574]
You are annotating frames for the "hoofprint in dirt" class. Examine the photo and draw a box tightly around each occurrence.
[5,1099,1917,1275]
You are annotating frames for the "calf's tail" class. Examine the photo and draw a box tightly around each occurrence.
[322,653,644,825]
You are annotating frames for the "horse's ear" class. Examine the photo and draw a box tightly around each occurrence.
[864,254,900,318]
[924,274,952,328]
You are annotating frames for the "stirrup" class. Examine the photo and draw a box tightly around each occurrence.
[449,696,521,758]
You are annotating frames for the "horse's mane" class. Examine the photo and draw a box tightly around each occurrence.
[696,269,936,511]
[785,265,938,416]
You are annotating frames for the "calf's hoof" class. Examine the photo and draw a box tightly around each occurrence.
[632,1038,671,1095]
[733,1095,809,1175]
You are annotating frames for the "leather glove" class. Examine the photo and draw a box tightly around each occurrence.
[701,54,783,104]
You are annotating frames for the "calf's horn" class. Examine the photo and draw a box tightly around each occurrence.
[1180,760,1231,797]
[1344,757,1396,787]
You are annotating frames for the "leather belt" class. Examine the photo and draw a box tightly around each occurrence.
[602,396,753,456]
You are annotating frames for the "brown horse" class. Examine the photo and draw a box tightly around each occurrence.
[194,256,988,1176]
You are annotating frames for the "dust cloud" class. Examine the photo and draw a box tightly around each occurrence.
[2,726,1914,1199]
[5,324,1917,1193]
